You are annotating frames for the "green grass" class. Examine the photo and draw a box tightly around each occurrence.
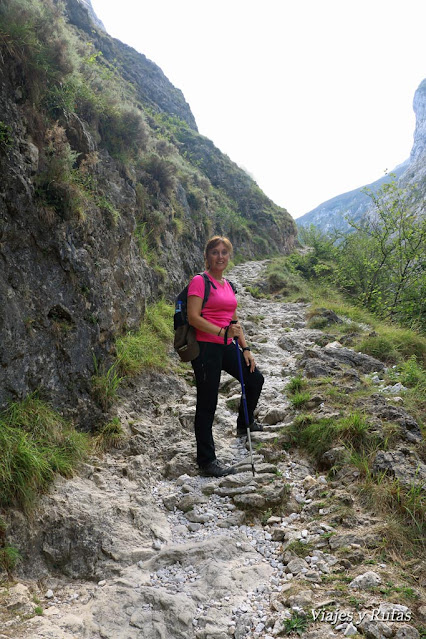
[289,391,311,409]
[285,540,314,558]
[286,375,306,394]
[116,300,174,375]
[359,474,425,551]
[282,612,310,636]
[289,411,372,463]
[91,358,123,410]
[0,545,21,575]
[0,394,89,510]
[93,417,125,452]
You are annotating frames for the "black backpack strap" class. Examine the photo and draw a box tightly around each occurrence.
[225,278,237,295]
[200,272,214,309]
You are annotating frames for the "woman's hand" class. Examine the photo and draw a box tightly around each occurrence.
[228,322,241,338]
[243,349,256,373]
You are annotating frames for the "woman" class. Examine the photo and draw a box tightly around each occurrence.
[187,236,264,477]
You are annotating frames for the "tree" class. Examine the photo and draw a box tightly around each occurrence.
[336,179,426,329]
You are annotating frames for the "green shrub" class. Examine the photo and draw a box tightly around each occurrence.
[142,153,176,195]
[0,544,21,575]
[289,391,311,409]
[100,106,148,159]
[116,300,174,375]
[395,355,426,388]
[282,611,309,636]
[0,0,76,103]
[0,121,13,148]
[0,394,89,509]
[290,412,371,463]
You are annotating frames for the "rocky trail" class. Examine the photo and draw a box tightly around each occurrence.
[1,261,425,639]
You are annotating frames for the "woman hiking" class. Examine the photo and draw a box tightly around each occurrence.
[187,236,264,477]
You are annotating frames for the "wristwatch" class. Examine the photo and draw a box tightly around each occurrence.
[242,347,251,352]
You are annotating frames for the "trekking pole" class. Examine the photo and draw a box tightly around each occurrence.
[234,336,255,477]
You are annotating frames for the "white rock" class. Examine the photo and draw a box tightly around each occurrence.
[344,622,359,636]
[349,571,382,589]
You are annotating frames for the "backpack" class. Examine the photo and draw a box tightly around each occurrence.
[173,273,237,362]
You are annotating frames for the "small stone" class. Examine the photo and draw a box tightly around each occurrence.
[344,623,359,636]
[152,540,162,550]
[349,571,381,589]
[97,580,106,587]
[45,589,54,599]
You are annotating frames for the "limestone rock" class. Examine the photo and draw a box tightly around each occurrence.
[263,407,287,425]
[349,571,382,589]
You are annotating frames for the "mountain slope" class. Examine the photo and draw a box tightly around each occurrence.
[0,0,296,423]
[296,162,408,233]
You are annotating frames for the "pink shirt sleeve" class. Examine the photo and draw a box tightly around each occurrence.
[188,274,206,299]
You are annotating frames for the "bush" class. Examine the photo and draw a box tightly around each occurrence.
[0,394,89,510]
[35,123,87,220]
[142,153,176,195]
[100,106,148,159]
[0,0,76,103]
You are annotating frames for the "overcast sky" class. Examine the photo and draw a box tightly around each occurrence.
[90,0,426,219]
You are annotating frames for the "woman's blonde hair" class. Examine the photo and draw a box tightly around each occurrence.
[204,235,233,269]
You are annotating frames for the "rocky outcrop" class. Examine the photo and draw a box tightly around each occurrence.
[63,0,198,131]
[410,79,426,163]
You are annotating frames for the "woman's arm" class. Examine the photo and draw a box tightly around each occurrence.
[187,295,240,340]
[187,296,241,340]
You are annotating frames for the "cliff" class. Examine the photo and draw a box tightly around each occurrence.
[0,0,297,425]
[297,78,426,233]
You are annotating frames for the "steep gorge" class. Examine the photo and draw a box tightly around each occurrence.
[0,0,296,425]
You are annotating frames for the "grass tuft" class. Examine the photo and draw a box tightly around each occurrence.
[92,417,125,452]
[0,394,89,510]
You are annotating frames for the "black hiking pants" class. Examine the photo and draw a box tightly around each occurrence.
[191,341,264,467]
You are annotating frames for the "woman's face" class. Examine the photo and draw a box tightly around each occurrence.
[207,242,230,271]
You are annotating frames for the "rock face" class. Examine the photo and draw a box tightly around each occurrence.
[297,77,426,232]
[0,0,296,421]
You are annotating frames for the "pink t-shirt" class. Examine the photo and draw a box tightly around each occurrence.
[188,272,237,344]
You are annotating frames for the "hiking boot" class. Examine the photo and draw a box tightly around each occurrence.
[199,459,236,477]
[236,421,264,437]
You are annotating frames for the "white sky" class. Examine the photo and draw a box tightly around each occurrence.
[90,0,426,218]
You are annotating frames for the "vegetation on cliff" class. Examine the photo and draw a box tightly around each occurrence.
[0,0,295,265]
